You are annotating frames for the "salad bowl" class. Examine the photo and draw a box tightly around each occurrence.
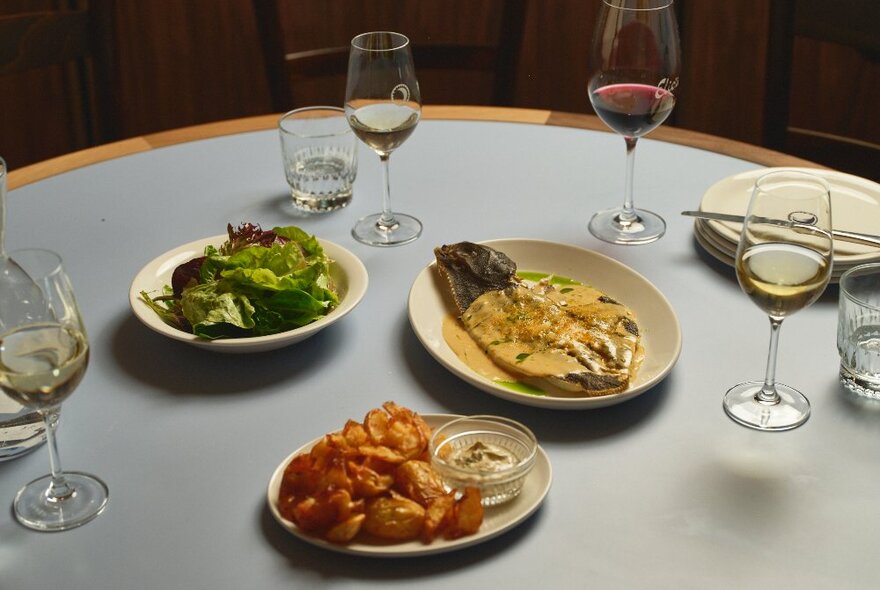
[129,234,368,353]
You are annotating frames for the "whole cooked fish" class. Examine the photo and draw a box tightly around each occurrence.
[434,242,642,397]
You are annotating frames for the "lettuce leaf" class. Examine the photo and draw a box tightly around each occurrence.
[141,224,338,339]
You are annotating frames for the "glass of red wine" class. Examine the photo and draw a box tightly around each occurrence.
[587,0,681,245]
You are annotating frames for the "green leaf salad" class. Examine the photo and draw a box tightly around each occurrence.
[140,223,338,339]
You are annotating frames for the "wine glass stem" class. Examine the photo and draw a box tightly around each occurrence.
[758,317,784,404]
[41,408,74,502]
[619,136,639,224]
[377,154,397,230]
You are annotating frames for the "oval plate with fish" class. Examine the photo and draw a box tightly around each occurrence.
[407,239,681,409]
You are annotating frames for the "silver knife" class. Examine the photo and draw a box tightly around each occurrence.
[681,210,880,248]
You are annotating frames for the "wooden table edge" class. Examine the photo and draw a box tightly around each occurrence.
[7,106,824,190]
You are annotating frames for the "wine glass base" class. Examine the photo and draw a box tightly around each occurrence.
[723,381,811,432]
[352,213,422,247]
[588,208,666,245]
[14,471,109,531]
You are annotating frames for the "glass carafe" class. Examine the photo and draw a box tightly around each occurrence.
[0,157,48,460]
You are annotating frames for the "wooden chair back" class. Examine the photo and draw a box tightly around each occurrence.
[0,1,118,148]
[764,0,880,180]
[252,0,527,112]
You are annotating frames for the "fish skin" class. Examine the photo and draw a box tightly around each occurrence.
[433,242,518,314]
[434,242,641,397]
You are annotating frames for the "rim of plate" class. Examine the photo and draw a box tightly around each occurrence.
[128,234,368,351]
[700,167,880,262]
[694,215,846,282]
[266,413,553,557]
[407,238,682,410]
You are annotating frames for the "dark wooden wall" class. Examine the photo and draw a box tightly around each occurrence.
[1,0,878,174]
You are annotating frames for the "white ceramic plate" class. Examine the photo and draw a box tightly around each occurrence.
[129,234,368,353]
[266,414,552,557]
[700,167,880,262]
[694,211,847,282]
[693,221,737,267]
[407,239,682,410]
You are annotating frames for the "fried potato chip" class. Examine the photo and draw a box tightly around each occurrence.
[358,444,406,464]
[291,495,336,532]
[384,418,426,459]
[342,419,369,448]
[421,494,456,543]
[446,487,484,539]
[325,514,366,544]
[395,460,446,506]
[364,408,390,444]
[362,495,426,540]
[348,462,394,497]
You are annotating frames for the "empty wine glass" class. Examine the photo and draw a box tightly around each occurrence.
[345,31,422,247]
[723,170,833,431]
[587,0,681,245]
[1,249,108,530]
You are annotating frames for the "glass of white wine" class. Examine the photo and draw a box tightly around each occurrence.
[724,170,833,431]
[345,31,422,247]
[0,249,108,530]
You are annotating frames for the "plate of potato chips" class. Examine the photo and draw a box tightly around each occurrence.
[266,402,552,557]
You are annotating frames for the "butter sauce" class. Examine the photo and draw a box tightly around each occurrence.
[442,271,643,397]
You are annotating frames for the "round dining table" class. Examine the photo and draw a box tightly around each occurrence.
[2,106,876,589]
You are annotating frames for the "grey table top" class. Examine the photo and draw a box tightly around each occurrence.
[2,118,877,589]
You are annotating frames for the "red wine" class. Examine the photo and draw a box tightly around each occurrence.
[591,83,675,138]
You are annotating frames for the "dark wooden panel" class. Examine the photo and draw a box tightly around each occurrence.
[514,0,601,113]
[675,0,771,145]
[0,0,86,170]
[112,0,269,138]
[789,38,880,143]
[1,0,878,173]
[0,10,91,73]
[270,0,503,108]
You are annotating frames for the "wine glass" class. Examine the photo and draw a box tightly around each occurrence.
[723,170,833,431]
[0,249,108,530]
[587,0,681,245]
[0,157,50,462]
[345,31,422,247]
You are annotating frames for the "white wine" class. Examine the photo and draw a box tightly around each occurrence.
[0,323,89,410]
[736,242,830,319]
[348,103,419,155]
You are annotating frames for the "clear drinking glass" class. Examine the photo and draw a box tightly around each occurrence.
[587,0,681,245]
[345,31,422,247]
[278,106,358,213]
[837,263,880,399]
[723,170,833,431]
[0,249,108,530]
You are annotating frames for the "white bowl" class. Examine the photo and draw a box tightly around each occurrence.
[129,234,368,353]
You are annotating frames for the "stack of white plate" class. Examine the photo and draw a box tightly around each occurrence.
[694,167,880,283]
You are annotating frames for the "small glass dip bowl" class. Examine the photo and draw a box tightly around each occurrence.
[430,415,538,506]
